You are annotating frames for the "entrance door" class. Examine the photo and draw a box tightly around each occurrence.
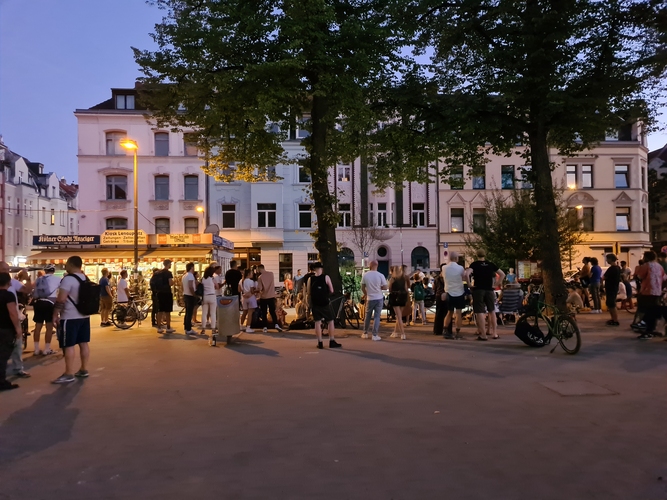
[378,260,389,277]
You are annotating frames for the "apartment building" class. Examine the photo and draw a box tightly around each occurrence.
[648,143,667,250]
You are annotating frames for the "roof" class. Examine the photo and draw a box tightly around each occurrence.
[648,143,667,168]
[59,180,79,198]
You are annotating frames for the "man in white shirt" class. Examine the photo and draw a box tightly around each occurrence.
[361,261,388,340]
[116,270,130,304]
[181,262,197,335]
[0,262,32,379]
[32,264,61,355]
[443,251,466,339]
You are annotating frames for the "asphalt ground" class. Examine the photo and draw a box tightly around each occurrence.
[1,311,665,500]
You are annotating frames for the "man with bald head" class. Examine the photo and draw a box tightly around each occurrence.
[0,261,33,378]
[361,260,388,340]
[443,251,466,339]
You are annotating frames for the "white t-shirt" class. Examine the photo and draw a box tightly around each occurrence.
[59,272,88,320]
[8,279,25,315]
[39,274,62,300]
[117,278,129,303]
[361,270,388,301]
[242,278,255,296]
[444,262,465,297]
[182,272,195,296]
[214,275,223,296]
[202,276,216,296]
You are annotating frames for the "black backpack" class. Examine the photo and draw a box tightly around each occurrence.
[66,274,101,316]
[514,317,550,348]
[310,275,330,307]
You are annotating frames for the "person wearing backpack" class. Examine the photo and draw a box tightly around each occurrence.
[152,260,175,335]
[306,262,341,349]
[32,264,61,355]
[410,273,427,326]
[51,255,97,384]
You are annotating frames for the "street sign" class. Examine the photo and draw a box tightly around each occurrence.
[33,234,100,246]
[442,242,448,248]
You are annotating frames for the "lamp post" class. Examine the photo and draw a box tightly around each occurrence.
[196,205,205,233]
[120,139,139,277]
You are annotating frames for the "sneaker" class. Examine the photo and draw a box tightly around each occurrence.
[0,382,19,391]
[42,348,57,355]
[51,374,76,384]
[185,330,197,336]
[638,333,653,340]
[372,335,382,341]
[316,341,323,349]
[361,333,369,339]
[100,322,111,327]
[157,328,165,335]
[14,371,31,378]
[245,327,255,333]
[401,334,406,340]
[443,334,455,340]
[165,328,176,334]
[75,369,89,378]
[390,332,399,338]
[33,349,41,356]
[329,340,342,348]
[200,330,206,335]
[275,324,283,332]
[263,327,268,333]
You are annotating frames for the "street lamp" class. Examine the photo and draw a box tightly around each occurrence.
[196,205,205,232]
[120,139,139,276]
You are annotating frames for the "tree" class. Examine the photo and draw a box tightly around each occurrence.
[374,0,667,307]
[463,189,585,272]
[344,224,391,268]
[133,0,401,293]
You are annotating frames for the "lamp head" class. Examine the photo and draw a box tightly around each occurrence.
[575,205,583,209]
[120,139,138,151]
[196,206,205,213]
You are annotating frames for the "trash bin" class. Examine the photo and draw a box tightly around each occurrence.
[217,295,240,345]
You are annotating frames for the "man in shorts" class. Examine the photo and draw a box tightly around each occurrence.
[603,254,621,326]
[464,249,505,341]
[154,260,175,335]
[306,262,341,349]
[443,251,466,340]
[51,256,91,384]
[32,264,61,355]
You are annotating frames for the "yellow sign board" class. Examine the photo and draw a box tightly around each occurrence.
[101,230,148,245]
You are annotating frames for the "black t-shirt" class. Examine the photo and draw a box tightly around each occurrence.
[0,289,17,331]
[303,272,315,292]
[469,260,499,291]
[225,269,243,295]
[604,265,621,289]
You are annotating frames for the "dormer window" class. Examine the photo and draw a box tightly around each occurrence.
[116,94,135,110]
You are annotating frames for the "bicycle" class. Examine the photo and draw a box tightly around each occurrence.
[111,297,145,329]
[516,295,581,354]
[19,303,30,350]
[328,294,361,330]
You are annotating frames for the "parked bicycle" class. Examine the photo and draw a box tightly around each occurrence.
[328,293,361,330]
[111,296,151,329]
[516,295,581,354]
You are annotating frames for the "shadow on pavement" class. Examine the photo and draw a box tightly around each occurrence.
[0,383,82,464]
[225,343,280,357]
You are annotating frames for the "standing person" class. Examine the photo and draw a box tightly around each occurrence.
[0,273,22,391]
[213,265,224,297]
[192,271,201,324]
[443,251,466,340]
[181,262,197,336]
[31,264,61,355]
[410,273,427,326]
[224,260,243,299]
[283,273,294,307]
[116,270,130,306]
[240,268,257,333]
[0,262,32,379]
[51,256,92,384]
[99,268,113,327]
[464,249,505,341]
[388,265,409,340]
[256,265,283,332]
[294,269,304,295]
[619,261,634,312]
[658,252,667,275]
[432,265,447,336]
[506,267,517,284]
[306,262,341,349]
[579,257,592,308]
[589,257,602,313]
[603,254,621,326]
[199,266,218,336]
[302,264,316,316]
[154,260,175,335]
[360,260,388,341]
[633,251,667,339]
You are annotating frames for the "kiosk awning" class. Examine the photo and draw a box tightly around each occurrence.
[27,250,142,265]
[142,247,213,262]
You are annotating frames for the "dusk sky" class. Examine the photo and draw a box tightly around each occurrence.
[1,0,665,183]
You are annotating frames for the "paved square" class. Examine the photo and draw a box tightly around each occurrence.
[540,380,618,396]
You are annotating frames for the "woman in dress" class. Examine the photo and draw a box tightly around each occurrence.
[388,265,409,340]
[240,268,258,333]
[283,273,294,307]
[199,267,218,335]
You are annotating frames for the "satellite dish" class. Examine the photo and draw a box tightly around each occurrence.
[204,224,219,235]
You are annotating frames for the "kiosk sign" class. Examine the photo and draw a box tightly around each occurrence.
[33,235,100,246]
[102,230,148,245]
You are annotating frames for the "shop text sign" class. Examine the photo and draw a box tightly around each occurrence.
[157,233,204,245]
[213,235,234,250]
[33,234,100,246]
[101,230,148,245]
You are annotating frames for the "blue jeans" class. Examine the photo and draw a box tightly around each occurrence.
[364,299,384,335]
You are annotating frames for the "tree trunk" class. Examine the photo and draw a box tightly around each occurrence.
[309,94,342,294]
[528,124,567,310]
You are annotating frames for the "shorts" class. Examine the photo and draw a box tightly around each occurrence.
[33,299,55,324]
[624,282,632,299]
[242,295,258,310]
[99,295,113,312]
[605,286,618,310]
[57,317,91,349]
[156,292,174,313]
[472,289,495,314]
[447,294,467,311]
[312,303,334,322]
[388,291,407,308]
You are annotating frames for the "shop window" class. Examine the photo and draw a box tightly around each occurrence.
[105,132,126,156]
[472,208,486,233]
[106,175,127,200]
[582,165,593,188]
[106,218,128,230]
[411,203,425,227]
[450,166,463,190]
[184,175,199,200]
[279,253,293,282]
[451,208,464,232]
[257,203,277,228]
[155,132,169,157]
[184,217,199,234]
[338,203,351,227]
[155,175,170,200]
[299,204,312,229]
[221,204,236,228]
[582,208,594,232]
[615,165,629,189]
[501,166,515,189]
[616,207,630,231]
[155,218,170,234]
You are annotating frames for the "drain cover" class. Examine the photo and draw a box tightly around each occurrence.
[540,381,618,396]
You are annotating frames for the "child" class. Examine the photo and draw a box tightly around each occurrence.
[295,292,307,320]
[275,297,287,327]
[566,286,584,314]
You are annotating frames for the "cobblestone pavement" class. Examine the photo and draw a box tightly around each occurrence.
[1,312,665,500]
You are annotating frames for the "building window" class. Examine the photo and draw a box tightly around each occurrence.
[154,132,169,157]
[642,208,647,232]
[337,166,351,182]
[501,166,515,189]
[616,207,630,231]
[155,218,170,234]
[184,217,199,234]
[60,211,65,226]
[221,204,236,229]
[23,199,27,217]
[582,208,594,231]
[70,218,74,232]
[451,208,464,232]
[42,207,46,223]
[582,165,593,189]
[6,196,10,214]
[184,141,198,156]
[298,204,312,229]
[472,169,486,190]
[116,95,135,110]
[566,165,577,189]
[154,175,170,200]
[298,165,311,183]
[450,166,464,190]
[472,208,486,233]
[641,166,646,191]
[16,198,20,216]
[369,203,374,226]
[184,175,199,200]
[29,200,33,218]
[105,132,126,156]
[338,203,352,228]
[257,203,277,228]
[411,203,426,227]
[50,209,55,225]
[296,120,310,139]
[278,253,293,282]
[16,228,20,246]
[520,165,533,189]
[308,252,319,262]
[615,165,629,189]
[376,202,388,227]
[106,218,128,230]
[106,175,128,200]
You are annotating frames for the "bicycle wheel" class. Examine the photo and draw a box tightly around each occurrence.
[345,304,360,329]
[111,306,137,329]
[557,315,581,354]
